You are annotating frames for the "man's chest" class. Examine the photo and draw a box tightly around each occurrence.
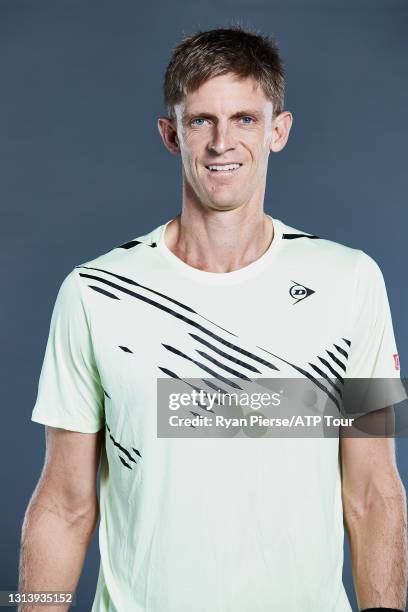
[86,269,353,407]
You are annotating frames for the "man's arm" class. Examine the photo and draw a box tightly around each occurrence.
[340,411,407,611]
[18,425,104,611]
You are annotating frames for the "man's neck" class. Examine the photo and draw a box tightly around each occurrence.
[163,207,275,274]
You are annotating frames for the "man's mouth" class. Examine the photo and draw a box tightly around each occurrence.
[205,163,242,173]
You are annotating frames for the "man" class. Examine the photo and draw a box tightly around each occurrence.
[20,26,407,612]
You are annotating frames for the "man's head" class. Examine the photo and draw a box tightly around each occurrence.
[158,26,293,212]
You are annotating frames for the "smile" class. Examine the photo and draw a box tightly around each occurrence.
[205,163,242,173]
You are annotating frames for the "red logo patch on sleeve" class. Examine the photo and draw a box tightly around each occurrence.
[393,353,400,371]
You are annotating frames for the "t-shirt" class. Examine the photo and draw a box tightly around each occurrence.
[31,215,405,612]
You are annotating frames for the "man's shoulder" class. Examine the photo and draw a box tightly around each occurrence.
[279,219,362,265]
[278,219,388,291]
[74,222,163,271]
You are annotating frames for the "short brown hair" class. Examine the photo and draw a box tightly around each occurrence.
[163,26,285,121]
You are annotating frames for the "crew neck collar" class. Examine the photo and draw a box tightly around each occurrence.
[156,214,283,286]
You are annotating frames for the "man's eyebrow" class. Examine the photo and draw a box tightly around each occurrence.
[231,109,264,120]
[182,109,264,123]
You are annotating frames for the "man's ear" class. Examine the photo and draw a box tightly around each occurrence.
[157,117,180,154]
[270,111,293,153]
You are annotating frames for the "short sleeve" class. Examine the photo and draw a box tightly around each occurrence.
[347,251,401,378]
[343,251,407,416]
[31,268,105,433]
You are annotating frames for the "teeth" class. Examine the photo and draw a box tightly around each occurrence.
[208,164,240,171]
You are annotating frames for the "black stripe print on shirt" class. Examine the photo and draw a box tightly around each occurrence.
[282,233,320,240]
[77,271,280,371]
[76,265,236,337]
[78,270,351,411]
[116,240,157,250]
[105,423,142,471]
[255,340,351,412]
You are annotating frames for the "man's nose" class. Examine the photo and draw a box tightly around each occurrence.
[207,122,235,154]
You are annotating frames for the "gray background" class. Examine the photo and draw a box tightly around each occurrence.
[1,0,407,610]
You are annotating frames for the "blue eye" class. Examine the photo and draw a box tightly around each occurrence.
[241,116,253,124]
[192,118,207,126]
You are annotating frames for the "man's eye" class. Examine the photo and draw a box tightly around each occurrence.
[191,118,208,126]
[241,116,254,124]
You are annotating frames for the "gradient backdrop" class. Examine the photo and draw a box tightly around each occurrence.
[1,1,407,610]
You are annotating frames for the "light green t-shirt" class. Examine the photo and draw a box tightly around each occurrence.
[31,216,404,612]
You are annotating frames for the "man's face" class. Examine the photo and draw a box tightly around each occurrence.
[173,73,276,211]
